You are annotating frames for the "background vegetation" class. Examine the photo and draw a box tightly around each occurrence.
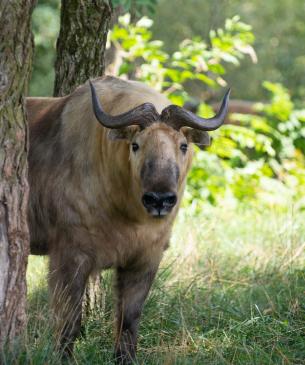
[152,0,305,102]
[15,1,305,364]
[31,0,305,102]
[30,0,305,210]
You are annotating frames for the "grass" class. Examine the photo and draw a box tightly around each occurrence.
[2,204,305,364]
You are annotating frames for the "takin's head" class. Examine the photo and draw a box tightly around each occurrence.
[89,81,230,218]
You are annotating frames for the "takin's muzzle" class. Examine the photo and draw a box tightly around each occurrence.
[142,191,177,217]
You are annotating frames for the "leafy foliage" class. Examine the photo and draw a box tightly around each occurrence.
[110,14,255,105]
[152,0,305,102]
[185,82,305,209]
[110,14,305,209]
[30,0,305,103]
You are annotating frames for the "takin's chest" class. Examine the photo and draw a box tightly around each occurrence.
[29,180,174,267]
[80,217,172,270]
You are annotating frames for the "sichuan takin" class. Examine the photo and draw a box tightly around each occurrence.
[26,76,230,364]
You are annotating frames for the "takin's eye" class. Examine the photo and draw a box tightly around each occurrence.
[180,143,188,154]
[132,142,139,152]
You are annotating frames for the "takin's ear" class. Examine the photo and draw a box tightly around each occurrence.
[108,126,139,141]
[182,128,211,150]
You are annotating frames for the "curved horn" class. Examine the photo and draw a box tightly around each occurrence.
[89,80,160,129]
[160,88,231,131]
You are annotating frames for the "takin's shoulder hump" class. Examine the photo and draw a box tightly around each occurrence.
[90,76,171,114]
[26,96,68,126]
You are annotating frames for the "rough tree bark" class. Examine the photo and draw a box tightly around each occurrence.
[54,0,112,97]
[0,0,35,349]
[53,0,112,312]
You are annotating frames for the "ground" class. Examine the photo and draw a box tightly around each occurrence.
[2,204,305,364]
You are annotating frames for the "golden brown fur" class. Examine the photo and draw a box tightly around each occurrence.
[26,76,195,363]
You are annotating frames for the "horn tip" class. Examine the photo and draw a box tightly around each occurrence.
[88,79,98,101]
[88,79,94,91]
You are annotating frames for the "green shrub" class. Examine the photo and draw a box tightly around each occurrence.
[110,14,305,209]
[111,14,255,103]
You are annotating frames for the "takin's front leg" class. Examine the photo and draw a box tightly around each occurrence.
[49,247,93,357]
[114,262,160,364]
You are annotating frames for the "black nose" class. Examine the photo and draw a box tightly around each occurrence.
[142,192,177,210]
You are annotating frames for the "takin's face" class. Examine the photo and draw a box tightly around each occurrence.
[89,80,229,218]
[132,124,191,217]
[110,123,210,218]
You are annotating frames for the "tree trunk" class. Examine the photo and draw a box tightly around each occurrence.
[53,0,112,312]
[0,0,35,348]
[53,0,112,96]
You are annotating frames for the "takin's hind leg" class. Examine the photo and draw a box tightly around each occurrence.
[49,247,93,357]
[114,262,160,365]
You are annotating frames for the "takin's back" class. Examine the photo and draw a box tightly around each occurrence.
[26,76,170,126]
